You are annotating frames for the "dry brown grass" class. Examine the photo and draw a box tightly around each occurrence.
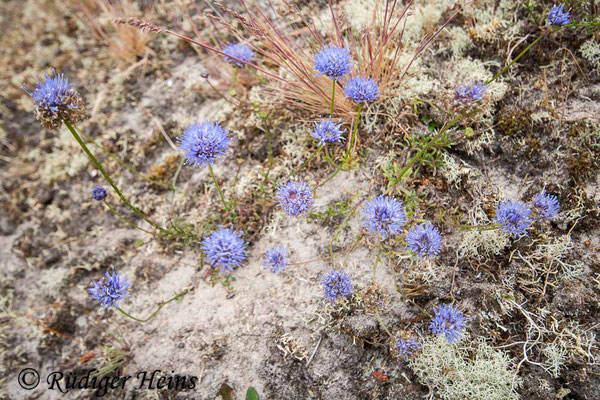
[115,1,460,122]
[69,0,151,63]
[196,0,460,120]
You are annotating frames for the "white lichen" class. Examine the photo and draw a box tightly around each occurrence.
[410,336,521,400]
[580,39,600,73]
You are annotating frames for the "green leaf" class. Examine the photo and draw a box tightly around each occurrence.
[246,387,259,400]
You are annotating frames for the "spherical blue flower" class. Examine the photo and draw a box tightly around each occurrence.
[493,200,532,238]
[88,269,131,309]
[455,80,488,104]
[91,186,107,201]
[429,304,466,344]
[394,337,421,362]
[314,46,352,80]
[344,76,380,104]
[223,43,255,67]
[321,269,354,303]
[548,3,571,26]
[178,122,230,167]
[311,119,346,146]
[406,223,442,259]
[276,180,313,217]
[362,196,407,240]
[202,226,247,274]
[263,246,290,274]
[22,70,85,129]
[533,190,560,220]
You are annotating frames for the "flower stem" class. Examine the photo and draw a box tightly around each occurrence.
[171,157,185,191]
[315,161,343,189]
[266,125,273,171]
[487,33,544,84]
[458,223,502,231]
[348,103,363,157]
[104,202,153,234]
[115,289,189,323]
[228,67,239,95]
[330,80,336,117]
[208,164,228,210]
[77,127,170,189]
[374,308,395,341]
[372,246,384,284]
[64,121,167,234]
[371,247,395,341]
[393,114,461,184]
[293,144,324,175]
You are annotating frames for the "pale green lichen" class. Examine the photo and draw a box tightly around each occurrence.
[410,336,521,400]
[542,343,567,378]
[35,128,89,185]
[440,153,480,187]
[580,39,600,72]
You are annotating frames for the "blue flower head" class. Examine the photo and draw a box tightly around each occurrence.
[455,80,488,104]
[91,186,107,201]
[314,47,352,80]
[311,119,346,146]
[178,122,230,167]
[493,200,532,238]
[533,190,560,220]
[223,43,255,67]
[344,76,380,104]
[548,4,571,26]
[362,195,407,240]
[263,246,290,274]
[429,304,466,344]
[22,71,85,129]
[406,223,442,259]
[394,337,421,362]
[202,226,247,274]
[88,269,131,309]
[321,269,354,303]
[276,181,313,217]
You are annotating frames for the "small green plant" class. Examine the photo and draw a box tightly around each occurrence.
[92,338,130,379]
[245,387,259,400]
[309,200,351,222]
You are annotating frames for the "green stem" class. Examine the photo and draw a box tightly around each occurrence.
[266,125,273,172]
[64,121,167,234]
[293,144,324,175]
[347,103,363,157]
[329,197,364,267]
[115,289,189,323]
[171,157,185,191]
[323,146,337,168]
[208,164,228,210]
[459,223,503,231]
[104,202,153,234]
[393,114,461,184]
[374,309,395,341]
[371,247,394,341]
[487,33,544,84]
[228,67,239,95]
[316,162,343,189]
[372,247,382,284]
[330,79,336,117]
[77,127,170,189]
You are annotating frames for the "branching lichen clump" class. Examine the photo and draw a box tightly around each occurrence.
[410,337,521,400]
